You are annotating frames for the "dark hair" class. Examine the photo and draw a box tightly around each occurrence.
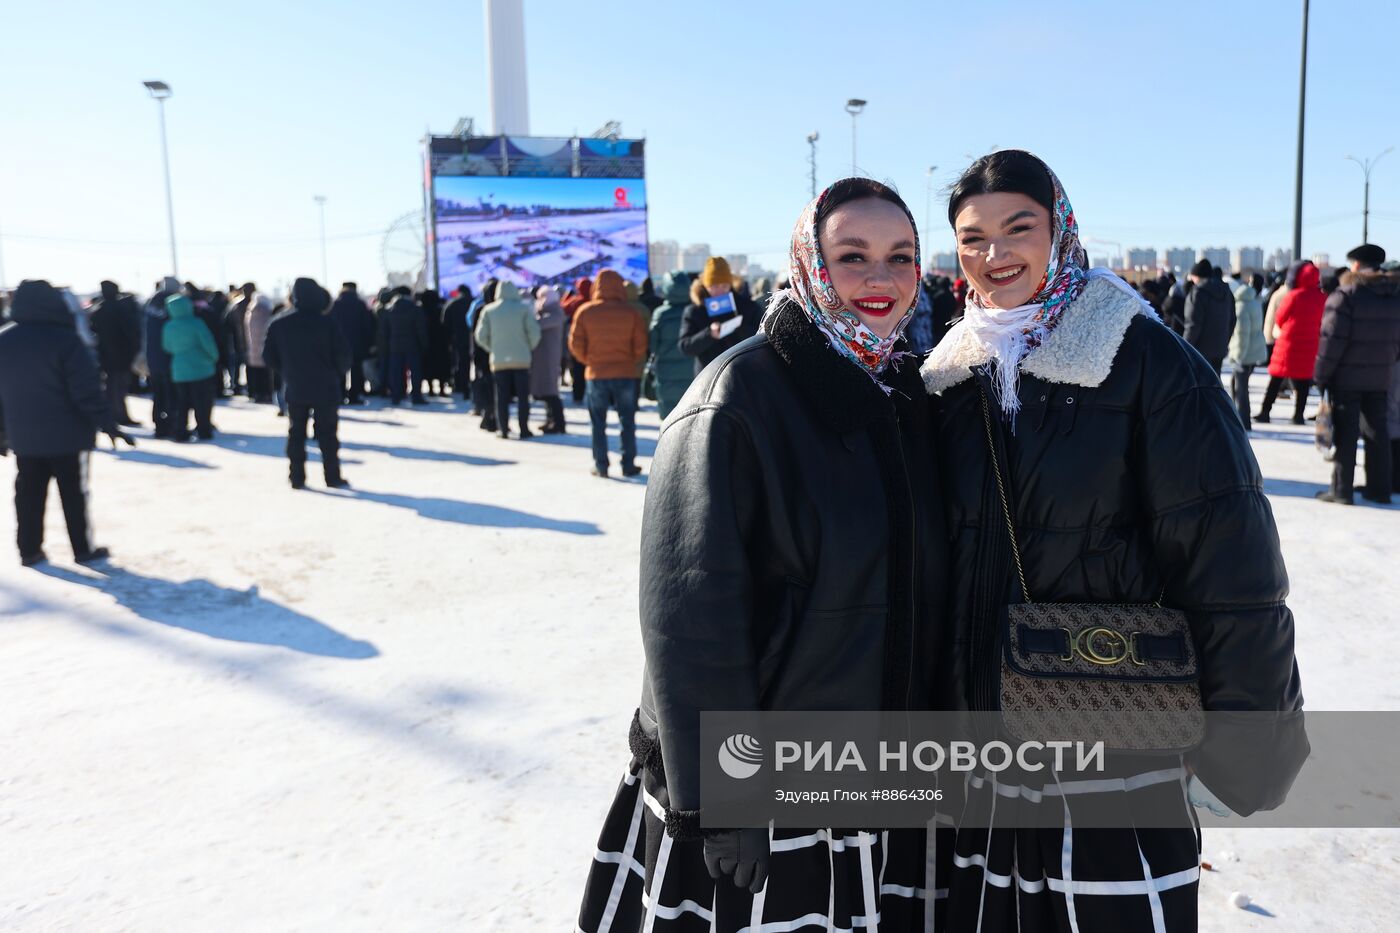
[815,177,911,232]
[946,149,1055,227]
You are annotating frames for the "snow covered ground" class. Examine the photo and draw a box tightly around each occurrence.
[1,377,1396,932]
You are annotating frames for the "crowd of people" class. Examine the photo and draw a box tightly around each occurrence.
[1,232,1396,568]
[1126,247,1400,504]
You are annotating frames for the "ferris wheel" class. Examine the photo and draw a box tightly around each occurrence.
[381,210,428,289]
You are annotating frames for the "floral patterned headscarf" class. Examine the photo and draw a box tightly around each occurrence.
[961,157,1090,417]
[767,180,921,384]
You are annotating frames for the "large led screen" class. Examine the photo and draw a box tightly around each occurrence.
[432,176,648,296]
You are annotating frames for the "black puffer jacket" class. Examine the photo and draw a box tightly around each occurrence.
[676,289,762,375]
[1314,269,1400,391]
[329,290,376,359]
[89,292,142,372]
[921,277,1305,815]
[637,299,948,836]
[1182,276,1236,363]
[263,304,352,406]
[0,281,117,456]
[386,295,428,355]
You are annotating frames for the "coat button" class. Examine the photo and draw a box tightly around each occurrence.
[1039,395,1047,402]
[1066,396,1074,404]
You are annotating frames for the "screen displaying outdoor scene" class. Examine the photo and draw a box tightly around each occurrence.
[432,176,648,295]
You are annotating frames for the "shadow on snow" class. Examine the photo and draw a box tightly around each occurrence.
[35,563,379,659]
[328,488,602,535]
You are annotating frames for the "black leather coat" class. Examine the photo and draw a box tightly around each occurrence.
[922,277,1306,815]
[637,299,948,836]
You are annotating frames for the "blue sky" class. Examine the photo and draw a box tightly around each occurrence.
[1,0,1396,294]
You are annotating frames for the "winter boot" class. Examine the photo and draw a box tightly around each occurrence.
[290,462,307,490]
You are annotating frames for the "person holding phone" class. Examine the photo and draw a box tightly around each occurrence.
[677,257,762,375]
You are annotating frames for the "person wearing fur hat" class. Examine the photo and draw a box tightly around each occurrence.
[578,178,948,930]
[1183,257,1236,375]
[922,150,1304,931]
[1313,244,1400,504]
[161,292,220,442]
[677,256,762,376]
[263,277,351,489]
[0,280,134,566]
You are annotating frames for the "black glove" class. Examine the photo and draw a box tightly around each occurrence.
[702,828,770,893]
[0,444,8,458]
[106,430,137,449]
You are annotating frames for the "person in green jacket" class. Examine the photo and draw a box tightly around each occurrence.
[648,272,697,419]
[161,293,219,441]
[476,281,542,438]
[1229,272,1269,430]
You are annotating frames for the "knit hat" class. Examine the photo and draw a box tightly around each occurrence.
[1189,258,1213,278]
[700,257,732,288]
[1346,244,1386,268]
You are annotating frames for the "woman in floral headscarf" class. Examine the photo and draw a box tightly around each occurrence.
[922,150,1305,931]
[577,178,950,932]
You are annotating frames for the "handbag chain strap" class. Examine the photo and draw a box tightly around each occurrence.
[979,386,1033,604]
[978,384,1165,609]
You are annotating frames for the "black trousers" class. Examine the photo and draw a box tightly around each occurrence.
[173,378,215,439]
[103,368,133,424]
[15,452,93,558]
[1330,389,1392,500]
[1230,365,1254,428]
[150,374,175,437]
[346,356,367,403]
[1260,376,1311,422]
[453,343,473,400]
[288,403,341,483]
[569,359,587,403]
[493,369,530,434]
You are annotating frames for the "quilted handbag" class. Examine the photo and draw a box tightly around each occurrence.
[980,388,1204,753]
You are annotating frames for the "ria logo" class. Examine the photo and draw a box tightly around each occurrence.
[718,733,763,780]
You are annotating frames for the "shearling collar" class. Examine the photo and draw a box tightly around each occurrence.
[919,277,1149,395]
[764,298,924,434]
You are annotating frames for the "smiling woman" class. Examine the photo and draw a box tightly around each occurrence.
[576,178,949,931]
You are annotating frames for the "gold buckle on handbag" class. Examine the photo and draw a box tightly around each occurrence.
[1074,626,1130,666]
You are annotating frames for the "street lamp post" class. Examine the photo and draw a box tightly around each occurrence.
[143,81,178,279]
[314,195,329,284]
[1344,147,1394,243]
[845,99,866,176]
[1291,0,1309,263]
[806,132,819,199]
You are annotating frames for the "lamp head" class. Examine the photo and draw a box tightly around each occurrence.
[806,132,819,143]
[143,80,172,99]
[845,98,867,115]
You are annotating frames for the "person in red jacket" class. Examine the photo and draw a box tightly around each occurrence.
[1255,260,1323,424]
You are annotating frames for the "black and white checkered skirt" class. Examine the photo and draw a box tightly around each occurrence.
[579,753,1202,932]
[577,758,948,932]
[940,764,1203,932]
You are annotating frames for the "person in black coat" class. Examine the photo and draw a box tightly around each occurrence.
[1183,258,1236,374]
[922,150,1304,931]
[1313,244,1400,504]
[89,280,143,426]
[142,276,182,438]
[262,277,351,489]
[329,283,376,404]
[0,280,135,565]
[444,284,475,401]
[677,257,762,376]
[384,286,428,405]
[419,289,452,396]
[579,179,947,931]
